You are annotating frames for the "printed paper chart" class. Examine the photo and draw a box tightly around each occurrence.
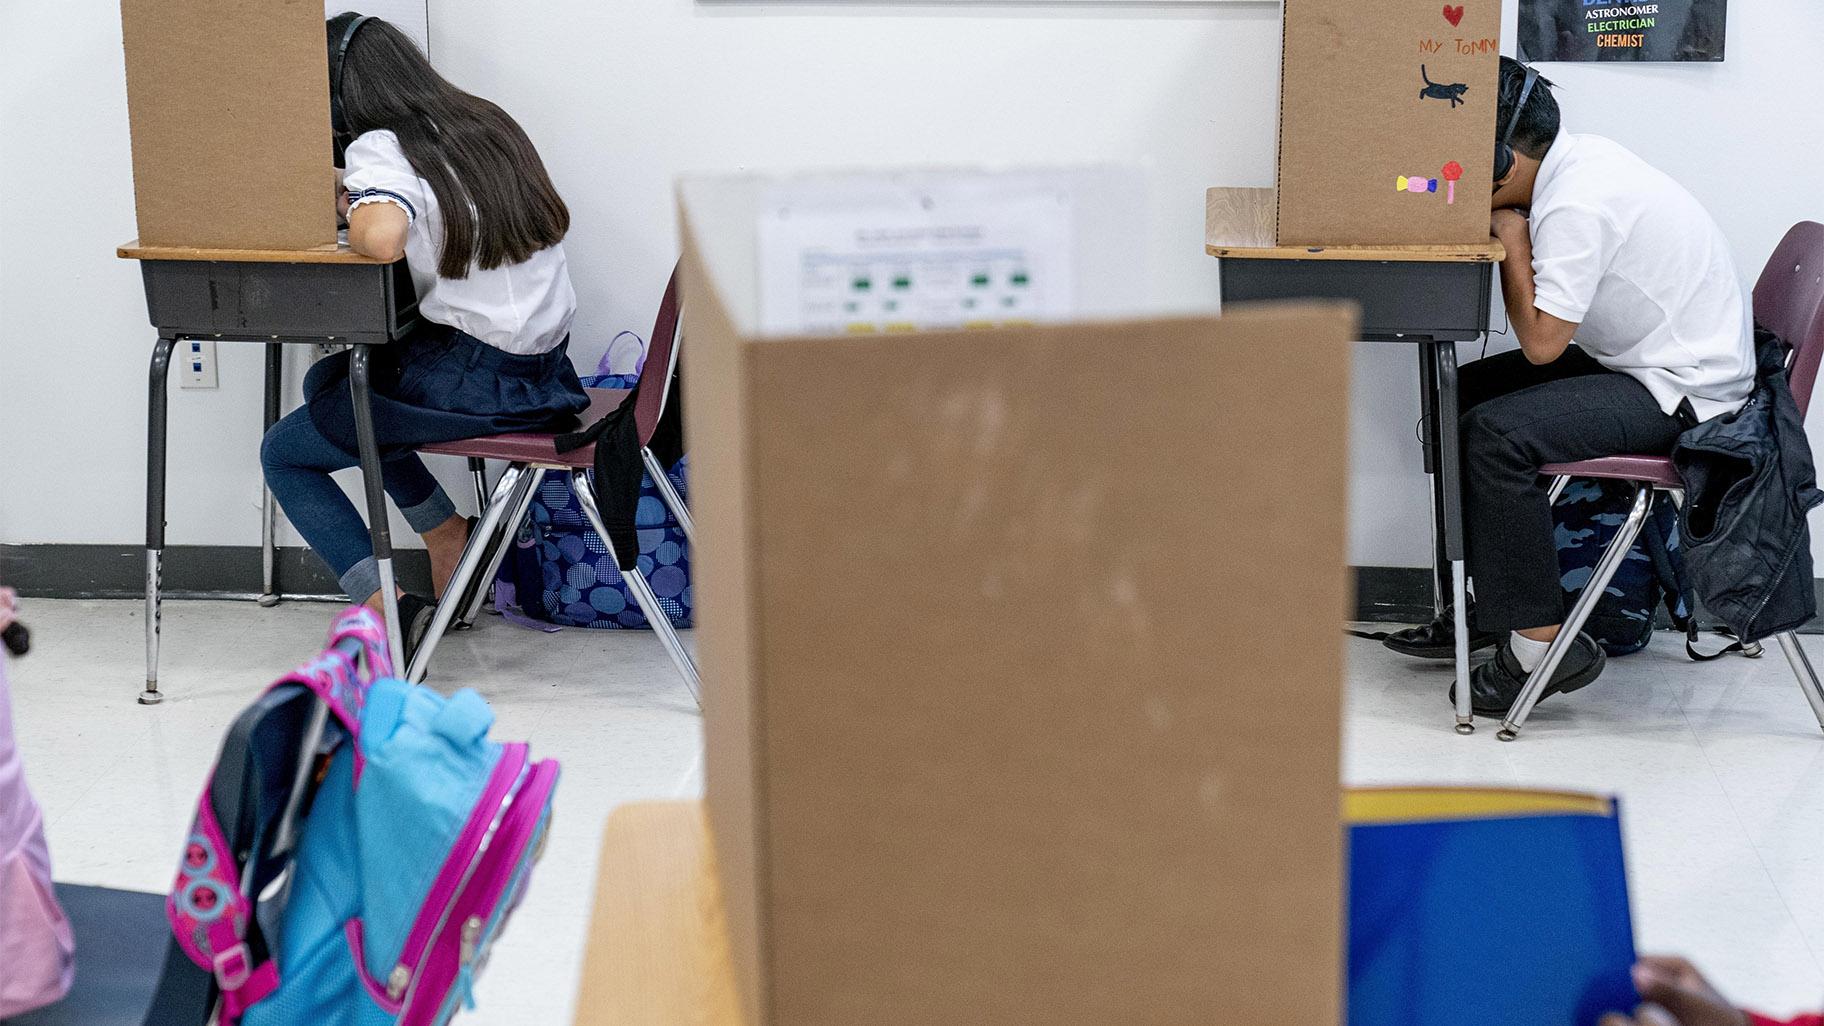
[757,182,1074,337]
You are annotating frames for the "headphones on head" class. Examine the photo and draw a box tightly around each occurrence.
[1493,64,1542,185]
[327,12,374,136]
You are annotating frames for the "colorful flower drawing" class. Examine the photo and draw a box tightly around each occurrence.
[1441,161,1464,204]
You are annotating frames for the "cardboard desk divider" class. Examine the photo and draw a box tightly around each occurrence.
[677,172,1361,1026]
[120,0,338,251]
[1276,0,1502,246]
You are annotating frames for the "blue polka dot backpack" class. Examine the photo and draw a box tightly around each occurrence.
[494,356,693,631]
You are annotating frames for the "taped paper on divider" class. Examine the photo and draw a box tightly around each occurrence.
[752,167,1148,337]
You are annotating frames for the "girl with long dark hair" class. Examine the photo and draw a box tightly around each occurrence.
[260,13,588,651]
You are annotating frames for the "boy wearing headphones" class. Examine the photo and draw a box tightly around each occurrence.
[1386,56,1756,714]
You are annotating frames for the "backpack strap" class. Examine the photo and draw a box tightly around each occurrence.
[165,648,364,1021]
[328,605,394,682]
[167,781,279,1022]
[1687,626,1752,662]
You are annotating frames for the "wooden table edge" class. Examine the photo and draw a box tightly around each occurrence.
[1204,239,1505,263]
[118,239,396,265]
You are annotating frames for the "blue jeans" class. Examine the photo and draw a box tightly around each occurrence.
[260,408,457,603]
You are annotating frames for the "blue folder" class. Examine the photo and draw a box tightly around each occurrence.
[1346,788,1639,1026]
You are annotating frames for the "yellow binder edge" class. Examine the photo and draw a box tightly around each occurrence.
[1345,787,1614,825]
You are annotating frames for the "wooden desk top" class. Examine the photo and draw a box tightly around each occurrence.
[117,239,395,265]
[1205,188,1505,263]
[573,801,744,1026]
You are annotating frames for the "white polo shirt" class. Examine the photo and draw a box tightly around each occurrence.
[1528,130,1754,422]
[342,130,576,356]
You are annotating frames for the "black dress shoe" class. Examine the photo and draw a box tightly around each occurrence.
[394,593,438,673]
[1449,632,1606,717]
[1383,610,1501,660]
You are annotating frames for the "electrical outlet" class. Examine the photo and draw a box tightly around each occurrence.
[180,340,218,389]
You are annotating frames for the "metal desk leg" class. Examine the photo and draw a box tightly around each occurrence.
[348,346,405,665]
[1418,344,1448,619]
[1432,342,1473,734]
[259,343,283,607]
[143,336,178,705]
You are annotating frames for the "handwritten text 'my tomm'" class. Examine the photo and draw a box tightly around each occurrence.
[1419,37,1498,54]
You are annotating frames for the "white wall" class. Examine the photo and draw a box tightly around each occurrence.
[3,0,1823,571]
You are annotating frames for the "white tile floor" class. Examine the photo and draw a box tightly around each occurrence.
[9,599,1824,1021]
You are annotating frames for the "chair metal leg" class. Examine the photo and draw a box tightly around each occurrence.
[469,458,490,514]
[1775,632,1824,733]
[1545,474,1569,505]
[406,465,528,684]
[457,466,546,628]
[642,447,695,547]
[1498,483,1654,741]
[569,469,702,708]
[622,564,703,709]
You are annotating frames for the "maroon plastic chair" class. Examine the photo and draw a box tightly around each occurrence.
[409,266,698,704]
[1497,222,1824,741]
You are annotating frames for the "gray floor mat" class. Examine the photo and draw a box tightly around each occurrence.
[2,885,167,1026]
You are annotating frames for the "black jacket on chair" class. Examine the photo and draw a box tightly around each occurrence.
[1672,326,1824,643]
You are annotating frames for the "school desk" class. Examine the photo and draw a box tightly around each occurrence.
[118,240,417,704]
[1204,188,1505,734]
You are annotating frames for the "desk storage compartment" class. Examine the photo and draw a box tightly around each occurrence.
[1220,260,1492,342]
[139,260,419,344]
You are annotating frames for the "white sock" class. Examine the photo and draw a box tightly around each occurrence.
[1509,631,1553,673]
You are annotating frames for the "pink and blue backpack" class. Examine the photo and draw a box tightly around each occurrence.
[159,608,559,1025]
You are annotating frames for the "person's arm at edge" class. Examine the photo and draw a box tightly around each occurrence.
[1493,208,1579,365]
[346,201,408,262]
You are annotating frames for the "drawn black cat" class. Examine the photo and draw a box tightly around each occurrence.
[1419,65,1469,108]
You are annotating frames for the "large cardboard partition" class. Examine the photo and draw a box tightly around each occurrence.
[120,0,337,250]
[1277,0,1502,246]
[681,177,1360,1025]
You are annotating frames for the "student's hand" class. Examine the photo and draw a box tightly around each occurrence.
[338,185,351,221]
[1599,958,1752,1026]
[0,587,16,633]
[1491,208,1530,242]
[1601,1008,1683,1026]
[1605,1000,1685,1015]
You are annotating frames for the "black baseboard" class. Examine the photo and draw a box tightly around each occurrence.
[4,547,1822,633]
[0,544,432,600]
[1354,566,1442,623]
[1353,564,1824,634]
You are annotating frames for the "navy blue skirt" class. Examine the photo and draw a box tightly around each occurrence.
[306,323,590,460]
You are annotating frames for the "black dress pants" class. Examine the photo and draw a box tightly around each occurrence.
[1458,346,1684,632]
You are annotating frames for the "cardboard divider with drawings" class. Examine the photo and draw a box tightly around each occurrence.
[1276,0,1502,246]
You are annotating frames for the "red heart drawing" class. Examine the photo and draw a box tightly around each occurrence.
[1443,5,1465,26]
